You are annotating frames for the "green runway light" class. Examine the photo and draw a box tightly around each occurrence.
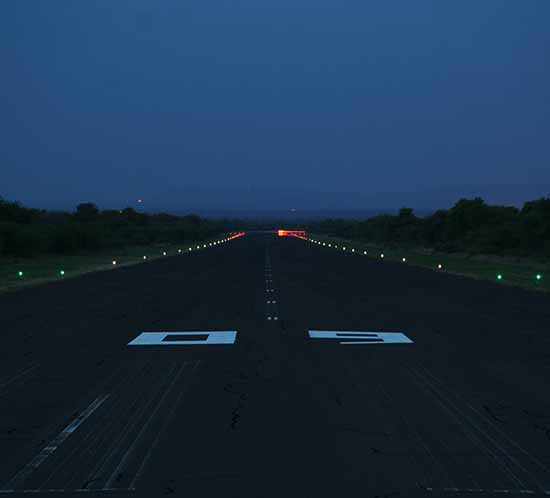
[536,274,542,280]
[60,270,65,276]
[497,274,503,280]
[18,271,23,277]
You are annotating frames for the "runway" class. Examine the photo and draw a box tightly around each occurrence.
[1,233,550,497]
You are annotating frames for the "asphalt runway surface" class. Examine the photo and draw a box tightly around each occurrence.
[1,233,550,497]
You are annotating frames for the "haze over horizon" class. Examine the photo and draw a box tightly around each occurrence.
[3,1,549,213]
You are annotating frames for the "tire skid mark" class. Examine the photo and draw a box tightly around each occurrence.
[376,382,458,491]
[0,363,40,395]
[408,365,549,492]
[37,359,156,491]
[327,356,456,490]
[409,367,526,489]
[410,370,508,490]
[102,360,199,490]
[77,361,181,490]
[419,366,550,479]
[7,358,200,493]
[129,360,201,490]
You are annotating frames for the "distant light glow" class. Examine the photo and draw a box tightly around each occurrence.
[178,249,182,253]
[18,271,23,277]
[277,229,307,239]
[328,244,332,247]
[363,251,367,255]
[163,252,167,256]
[343,247,346,251]
[402,258,406,262]
[438,264,443,269]
[143,256,147,260]
[380,254,384,258]
[536,274,542,280]
[497,274,503,280]
[351,249,355,252]
[60,270,65,275]
[112,260,117,265]
[137,199,143,203]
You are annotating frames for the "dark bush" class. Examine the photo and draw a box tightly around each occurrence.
[312,197,550,258]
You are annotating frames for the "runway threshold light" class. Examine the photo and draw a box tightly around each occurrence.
[536,274,542,280]
[497,274,503,280]
[18,271,23,277]
[60,270,65,276]
[277,229,307,239]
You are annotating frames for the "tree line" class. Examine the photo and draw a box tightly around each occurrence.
[309,197,550,258]
[0,199,227,257]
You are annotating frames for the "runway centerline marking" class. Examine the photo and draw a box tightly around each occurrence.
[308,330,413,345]
[128,331,237,346]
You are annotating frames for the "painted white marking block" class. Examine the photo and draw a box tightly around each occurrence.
[308,330,413,345]
[128,331,237,346]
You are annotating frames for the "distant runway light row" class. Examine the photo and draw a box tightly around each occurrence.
[13,232,246,281]
[303,236,543,284]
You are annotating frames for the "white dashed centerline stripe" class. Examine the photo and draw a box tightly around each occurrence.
[1,394,109,491]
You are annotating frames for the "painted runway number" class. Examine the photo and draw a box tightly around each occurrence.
[128,331,237,346]
[308,330,413,345]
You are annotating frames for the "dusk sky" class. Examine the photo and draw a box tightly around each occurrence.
[2,0,549,213]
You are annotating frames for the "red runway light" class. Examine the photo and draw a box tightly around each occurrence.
[277,229,307,239]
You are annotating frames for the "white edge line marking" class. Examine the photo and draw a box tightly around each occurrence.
[2,395,109,490]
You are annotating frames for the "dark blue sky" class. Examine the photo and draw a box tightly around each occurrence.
[2,0,549,212]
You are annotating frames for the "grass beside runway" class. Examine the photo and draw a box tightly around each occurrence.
[307,233,550,293]
[0,235,232,294]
